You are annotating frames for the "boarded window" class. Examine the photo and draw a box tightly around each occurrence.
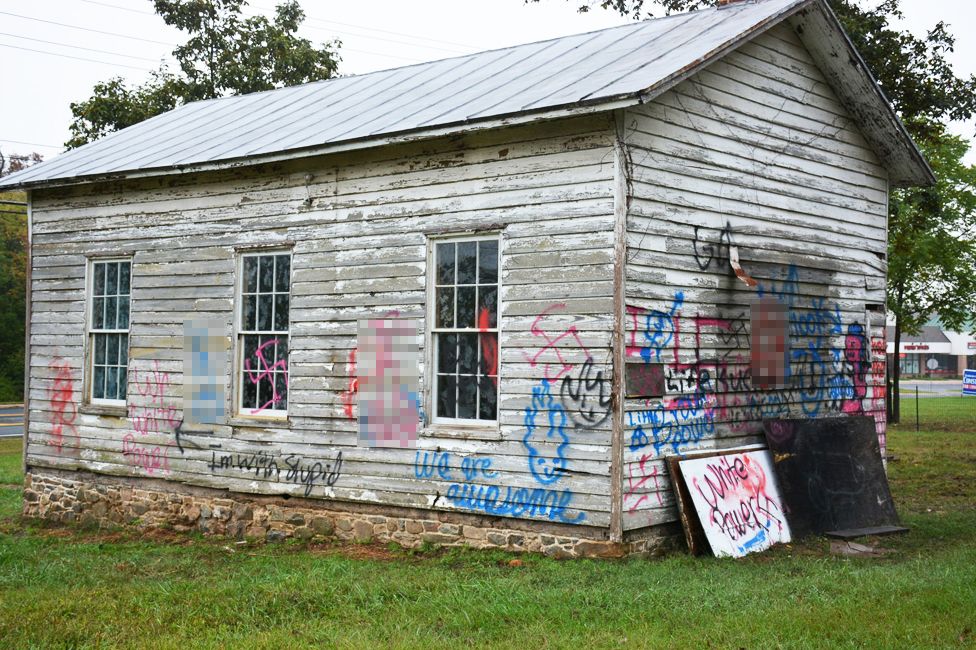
[238,252,290,415]
[432,237,499,422]
[89,259,131,403]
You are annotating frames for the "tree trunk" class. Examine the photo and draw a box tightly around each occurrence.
[891,317,902,424]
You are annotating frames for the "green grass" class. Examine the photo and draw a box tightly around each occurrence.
[891,395,976,433]
[0,438,23,486]
[0,431,974,648]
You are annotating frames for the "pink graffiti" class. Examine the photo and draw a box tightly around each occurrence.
[692,455,785,543]
[870,336,887,457]
[244,338,288,414]
[341,348,358,419]
[624,453,663,513]
[478,307,499,386]
[523,303,591,381]
[48,358,78,454]
[129,361,180,436]
[122,433,170,475]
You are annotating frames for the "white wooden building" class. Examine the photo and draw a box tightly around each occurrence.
[3,0,933,556]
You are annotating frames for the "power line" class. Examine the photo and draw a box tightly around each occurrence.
[0,139,61,150]
[0,41,154,72]
[0,31,166,63]
[0,10,176,47]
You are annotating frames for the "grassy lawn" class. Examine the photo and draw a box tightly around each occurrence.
[0,426,974,648]
[891,395,976,433]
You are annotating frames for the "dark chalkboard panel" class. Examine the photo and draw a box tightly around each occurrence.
[762,416,900,538]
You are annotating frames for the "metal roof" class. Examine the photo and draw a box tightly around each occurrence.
[0,0,932,190]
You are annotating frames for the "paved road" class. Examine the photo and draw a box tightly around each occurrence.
[0,406,24,438]
[899,380,965,398]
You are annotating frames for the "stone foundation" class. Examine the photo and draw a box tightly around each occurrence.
[22,470,673,559]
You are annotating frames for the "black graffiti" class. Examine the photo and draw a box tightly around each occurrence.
[209,450,343,496]
[692,221,735,271]
[560,358,612,429]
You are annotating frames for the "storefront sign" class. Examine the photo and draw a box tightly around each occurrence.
[903,345,929,351]
[964,369,976,397]
[968,342,976,350]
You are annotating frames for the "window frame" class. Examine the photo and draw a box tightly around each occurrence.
[85,256,132,407]
[234,250,292,419]
[427,233,501,429]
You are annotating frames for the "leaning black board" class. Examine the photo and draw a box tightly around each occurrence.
[762,416,901,538]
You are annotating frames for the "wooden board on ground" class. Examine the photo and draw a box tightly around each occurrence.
[763,416,901,538]
[824,525,909,540]
[677,449,792,558]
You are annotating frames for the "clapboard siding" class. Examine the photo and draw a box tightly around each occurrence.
[28,114,618,530]
[620,23,889,530]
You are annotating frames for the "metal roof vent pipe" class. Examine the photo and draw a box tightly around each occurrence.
[717,0,755,7]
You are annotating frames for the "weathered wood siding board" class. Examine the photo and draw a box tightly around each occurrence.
[620,24,889,530]
[27,116,619,529]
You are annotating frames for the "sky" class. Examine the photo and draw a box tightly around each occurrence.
[0,0,974,166]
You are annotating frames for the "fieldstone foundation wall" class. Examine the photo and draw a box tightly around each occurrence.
[22,470,672,558]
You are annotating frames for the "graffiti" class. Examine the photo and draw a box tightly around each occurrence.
[358,319,420,448]
[692,221,734,271]
[626,292,684,363]
[445,482,585,524]
[686,453,789,557]
[559,358,611,429]
[523,303,590,381]
[208,450,342,497]
[624,453,663,513]
[183,319,225,425]
[627,391,715,456]
[48,358,78,454]
[522,379,569,485]
[129,361,183,459]
[341,348,358,418]
[478,307,499,387]
[414,450,452,481]
[122,433,169,475]
[243,338,288,414]
[869,336,887,456]
[841,323,868,414]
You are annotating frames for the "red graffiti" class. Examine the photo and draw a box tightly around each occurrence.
[243,338,288,414]
[342,348,358,418]
[122,433,170,475]
[129,361,180,436]
[523,303,591,381]
[48,358,78,454]
[624,453,663,513]
[692,455,784,543]
[478,307,499,386]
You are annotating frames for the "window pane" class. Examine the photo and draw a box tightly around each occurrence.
[457,286,476,329]
[119,368,127,400]
[274,255,290,292]
[119,334,128,366]
[118,297,130,329]
[437,375,456,418]
[107,366,118,400]
[436,243,455,285]
[243,335,259,374]
[92,297,105,329]
[242,296,257,331]
[436,287,454,328]
[457,241,476,284]
[242,369,257,409]
[479,373,497,420]
[244,257,258,292]
[119,262,130,295]
[259,256,274,292]
[437,333,457,373]
[258,295,273,331]
[478,240,498,284]
[95,334,106,364]
[93,366,105,399]
[105,297,118,329]
[458,333,477,375]
[479,332,498,378]
[274,372,288,410]
[106,263,118,295]
[274,294,289,331]
[275,336,289,364]
[94,263,105,296]
[457,376,476,419]
[106,333,119,365]
[478,287,497,328]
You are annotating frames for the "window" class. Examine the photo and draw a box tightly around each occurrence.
[432,237,499,423]
[238,252,290,416]
[88,259,131,404]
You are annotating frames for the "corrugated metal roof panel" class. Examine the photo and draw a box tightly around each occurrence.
[0,0,847,189]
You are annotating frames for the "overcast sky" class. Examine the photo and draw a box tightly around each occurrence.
[1,0,973,165]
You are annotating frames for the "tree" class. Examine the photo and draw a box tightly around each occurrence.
[67,0,340,149]
[541,0,976,421]
[0,151,39,401]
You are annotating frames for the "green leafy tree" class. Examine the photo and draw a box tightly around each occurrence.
[542,0,976,421]
[0,151,39,401]
[67,0,340,149]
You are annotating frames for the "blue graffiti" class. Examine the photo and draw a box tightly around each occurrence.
[639,291,684,363]
[414,450,452,480]
[627,392,715,456]
[446,482,585,524]
[738,528,767,555]
[522,379,569,485]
